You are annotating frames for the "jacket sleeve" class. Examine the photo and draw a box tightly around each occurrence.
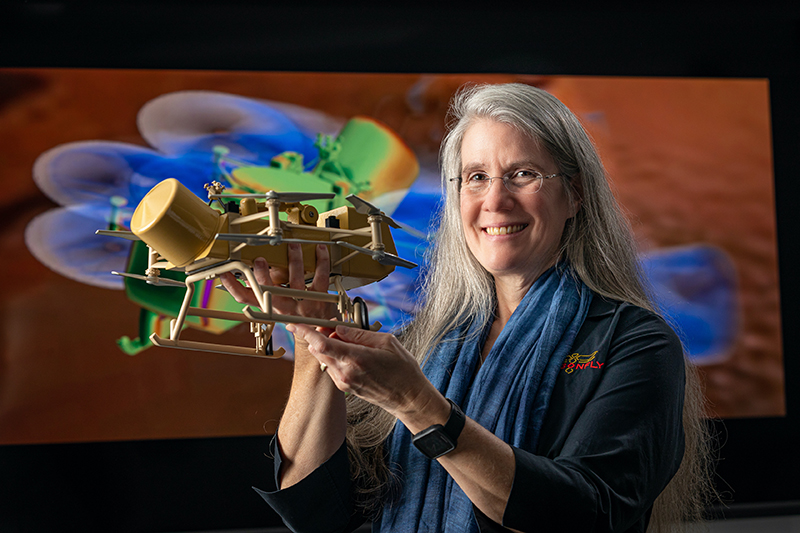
[253,436,366,533]
[502,309,687,532]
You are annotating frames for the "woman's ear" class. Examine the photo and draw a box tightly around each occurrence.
[569,197,582,219]
[568,175,583,218]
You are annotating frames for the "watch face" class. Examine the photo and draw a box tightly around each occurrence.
[414,427,455,459]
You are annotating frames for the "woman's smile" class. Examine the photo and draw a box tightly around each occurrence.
[483,224,528,236]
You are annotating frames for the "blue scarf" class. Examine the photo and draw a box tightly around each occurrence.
[377,265,593,532]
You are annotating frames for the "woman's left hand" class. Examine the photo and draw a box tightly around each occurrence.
[290,324,519,526]
[287,323,449,425]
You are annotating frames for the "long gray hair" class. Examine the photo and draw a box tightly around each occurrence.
[345,83,715,529]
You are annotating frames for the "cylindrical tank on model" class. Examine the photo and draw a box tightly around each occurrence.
[130,178,223,267]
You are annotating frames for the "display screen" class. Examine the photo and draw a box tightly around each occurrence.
[0,69,783,447]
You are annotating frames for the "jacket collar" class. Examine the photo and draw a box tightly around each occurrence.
[587,294,620,319]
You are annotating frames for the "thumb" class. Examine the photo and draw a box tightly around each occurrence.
[335,325,383,347]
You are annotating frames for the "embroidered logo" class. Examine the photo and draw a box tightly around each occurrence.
[561,351,602,374]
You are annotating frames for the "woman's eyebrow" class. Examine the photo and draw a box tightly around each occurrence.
[460,160,545,175]
[460,162,484,175]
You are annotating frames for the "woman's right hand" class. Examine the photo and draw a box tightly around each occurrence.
[219,242,338,323]
[222,244,348,489]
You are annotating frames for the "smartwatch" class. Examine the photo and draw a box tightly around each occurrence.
[411,398,466,460]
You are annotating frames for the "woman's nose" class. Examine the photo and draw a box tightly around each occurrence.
[483,177,514,210]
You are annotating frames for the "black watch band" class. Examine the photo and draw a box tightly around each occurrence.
[411,398,466,460]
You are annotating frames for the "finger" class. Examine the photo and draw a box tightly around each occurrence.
[291,324,339,365]
[293,325,394,398]
[290,323,326,350]
[287,323,337,371]
[252,257,273,287]
[296,245,336,319]
[334,325,392,349]
[269,266,289,286]
[294,323,360,363]
[286,243,305,290]
[304,338,359,394]
[219,272,258,306]
[309,244,331,294]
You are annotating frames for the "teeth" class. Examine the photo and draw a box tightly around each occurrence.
[485,225,525,236]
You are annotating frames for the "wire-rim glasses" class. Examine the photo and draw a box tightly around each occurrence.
[449,170,563,195]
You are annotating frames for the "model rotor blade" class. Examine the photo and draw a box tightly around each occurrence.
[346,194,382,215]
[334,241,417,269]
[111,271,186,287]
[345,194,427,236]
[95,229,141,241]
[392,219,426,238]
[376,252,418,269]
[267,191,336,203]
[228,211,271,226]
[212,191,335,203]
[345,194,402,229]
[334,241,373,256]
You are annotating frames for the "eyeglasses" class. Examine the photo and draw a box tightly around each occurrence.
[449,170,563,195]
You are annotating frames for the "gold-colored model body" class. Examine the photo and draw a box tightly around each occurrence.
[107,178,415,358]
[130,178,398,287]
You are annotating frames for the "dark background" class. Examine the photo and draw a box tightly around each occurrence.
[1,3,799,531]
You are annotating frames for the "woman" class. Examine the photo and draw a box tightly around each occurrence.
[222,83,713,532]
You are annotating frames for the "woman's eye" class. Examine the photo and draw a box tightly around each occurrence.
[514,170,540,179]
